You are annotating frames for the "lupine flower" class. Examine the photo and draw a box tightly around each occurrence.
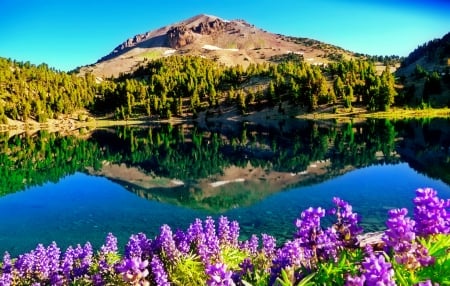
[187,218,204,243]
[0,253,13,286]
[269,239,304,285]
[229,221,240,247]
[116,256,149,285]
[206,262,235,286]
[61,242,93,279]
[150,255,170,286]
[2,252,12,274]
[345,275,366,286]
[295,206,338,263]
[331,197,362,247]
[155,224,180,263]
[91,273,104,286]
[414,188,450,236]
[261,233,277,259]
[383,208,416,251]
[101,232,118,254]
[174,229,190,255]
[360,253,396,286]
[14,242,61,283]
[98,233,119,272]
[240,234,259,255]
[125,233,153,260]
[199,217,220,263]
[218,216,231,245]
[383,208,434,269]
[217,217,240,247]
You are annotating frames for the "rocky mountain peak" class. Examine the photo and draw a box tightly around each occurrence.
[166,16,230,49]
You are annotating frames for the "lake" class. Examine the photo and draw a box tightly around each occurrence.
[1,118,450,257]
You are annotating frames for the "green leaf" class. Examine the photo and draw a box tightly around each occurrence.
[241,280,254,286]
[296,272,316,286]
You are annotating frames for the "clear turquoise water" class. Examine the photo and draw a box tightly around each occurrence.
[1,162,449,257]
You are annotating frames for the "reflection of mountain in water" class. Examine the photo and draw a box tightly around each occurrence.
[1,119,449,211]
[88,160,352,212]
[87,119,402,211]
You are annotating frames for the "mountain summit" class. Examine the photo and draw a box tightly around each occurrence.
[80,14,352,78]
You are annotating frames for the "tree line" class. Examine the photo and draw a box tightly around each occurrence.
[1,55,404,122]
[0,58,97,123]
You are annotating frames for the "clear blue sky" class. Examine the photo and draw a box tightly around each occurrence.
[1,0,449,71]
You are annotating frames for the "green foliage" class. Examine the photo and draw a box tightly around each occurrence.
[389,234,450,285]
[221,246,249,270]
[415,234,450,284]
[0,54,408,122]
[310,249,363,285]
[169,254,206,286]
[0,58,96,121]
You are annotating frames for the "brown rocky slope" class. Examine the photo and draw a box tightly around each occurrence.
[78,14,354,78]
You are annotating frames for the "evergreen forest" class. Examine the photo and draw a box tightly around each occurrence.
[1,52,448,124]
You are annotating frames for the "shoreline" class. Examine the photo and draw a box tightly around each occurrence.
[1,107,449,133]
[297,107,450,120]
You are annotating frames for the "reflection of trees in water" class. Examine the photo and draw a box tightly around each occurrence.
[104,120,399,180]
[1,118,449,197]
[0,131,108,196]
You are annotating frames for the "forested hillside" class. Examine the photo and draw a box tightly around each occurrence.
[396,32,450,107]
[0,58,97,123]
[95,55,398,119]
[1,41,448,124]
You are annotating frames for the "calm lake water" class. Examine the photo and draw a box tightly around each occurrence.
[1,118,450,257]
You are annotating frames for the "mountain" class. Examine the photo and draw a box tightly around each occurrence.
[78,14,355,78]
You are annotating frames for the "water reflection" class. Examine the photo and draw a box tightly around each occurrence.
[1,118,450,256]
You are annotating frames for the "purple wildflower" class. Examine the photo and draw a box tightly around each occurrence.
[414,188,450,236]
[2,252,12,274]
[218,216,231,245]
[61,242,93,279]
[206,262,235,286]
[125,233,153,260]
[199,217,220,263]
[155,224,180,263]
[14,242,61,283]
[383,208,434,269]
[269,239,304,285]
[116,256,149,285]
[174,229,190,255]
[91,273,104,286]
[150,255,170,286]
[100,232,118,254]
[331,197,362,247]
[361,253,396,286]
[295,206,338,263]
[187,218,204,243]
[217,217,240,247]
[229,221,240,247]
[241,235,259,255]
[262,233,277,259]
[98,233,119,272]
[345,275,366,286]
[0,273,12,285]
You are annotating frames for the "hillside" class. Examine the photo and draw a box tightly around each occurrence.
[78,14,355,78]
[395,32,450,107]
[1,16,449,129]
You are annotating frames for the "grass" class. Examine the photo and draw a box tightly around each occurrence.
[298,106,450,121]
[139,50,163,60]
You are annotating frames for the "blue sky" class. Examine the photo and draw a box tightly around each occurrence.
[1,0,449,71]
